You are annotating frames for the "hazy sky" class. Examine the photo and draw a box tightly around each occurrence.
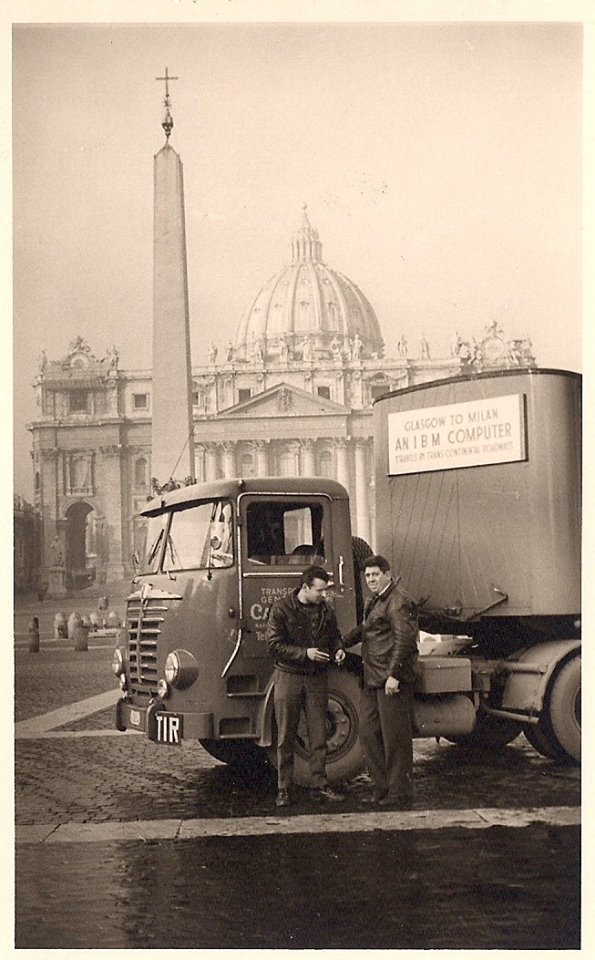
[11,16,583,498]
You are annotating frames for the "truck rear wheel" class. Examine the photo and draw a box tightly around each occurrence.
[522,721,560,760]
[445,712,522,751]
[541,655,581,764]
[267,669,364,786]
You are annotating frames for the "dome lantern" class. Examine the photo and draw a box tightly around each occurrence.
[291,203,323,263]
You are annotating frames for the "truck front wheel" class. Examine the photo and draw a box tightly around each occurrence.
[267,669,365,786]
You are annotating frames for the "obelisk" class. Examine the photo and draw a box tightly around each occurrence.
[151,68,195,487]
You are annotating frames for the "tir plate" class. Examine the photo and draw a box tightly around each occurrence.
[154,711,183,745]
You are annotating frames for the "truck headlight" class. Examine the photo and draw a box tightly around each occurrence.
[112,646,127,676]
[164,649,199,688]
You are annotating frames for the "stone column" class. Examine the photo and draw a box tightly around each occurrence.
[194,444,206,483]
[289,442,301,477]
[254,440,268,476]
[222,442,236,478]
[301,439,315,477]
[354,439,371,543]
[99,444,126,580]
[335,438,349,491]
[205,443,218,482]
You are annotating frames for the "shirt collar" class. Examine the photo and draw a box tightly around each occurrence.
[378,577,394,599]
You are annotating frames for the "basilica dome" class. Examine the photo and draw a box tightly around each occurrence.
[233,206,384,362]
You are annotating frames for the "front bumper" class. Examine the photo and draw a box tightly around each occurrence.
[116,697,214,740]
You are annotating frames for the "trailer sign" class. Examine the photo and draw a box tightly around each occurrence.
[388,393,526,475]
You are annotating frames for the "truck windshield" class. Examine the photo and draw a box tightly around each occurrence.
[141,515,168,574]
[164,500,234,572]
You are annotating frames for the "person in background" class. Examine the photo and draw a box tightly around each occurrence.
[266,565,346,808]
[347,554,419,809]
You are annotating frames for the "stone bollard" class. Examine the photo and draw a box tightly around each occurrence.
[68,611,89,652]
[107,610,122,629]
[54,611,68,639]
[28,616,40,653]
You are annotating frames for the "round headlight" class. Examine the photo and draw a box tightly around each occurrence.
[112,647,125,676]
[164,649,199,689]
[164,651,180,685]
[157,678,170,699]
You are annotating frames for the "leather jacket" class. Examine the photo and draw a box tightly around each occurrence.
[266,588,344,676]
[349,579,419,687]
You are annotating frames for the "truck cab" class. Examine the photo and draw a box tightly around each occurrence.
[114,478,366,781]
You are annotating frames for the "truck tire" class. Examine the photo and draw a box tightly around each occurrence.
[522,721,560,760]
[352,536,373,623]
[445,712,522,751]
[267,668,365,786]
[542,655,580,764]
[199,738,268,771]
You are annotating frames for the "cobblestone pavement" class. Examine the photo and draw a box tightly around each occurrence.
[13,626,582,950]
[15,643,580,824]
[16,824,580,949]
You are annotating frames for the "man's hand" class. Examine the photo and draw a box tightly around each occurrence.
[334,649,346,665]
[307,648,330,662]
[385,676,400,696]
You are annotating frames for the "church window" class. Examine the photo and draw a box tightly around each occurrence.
[278,448,297,476]
[238,388,252,403]
[134,458,148,489]
[317,385,331,400]
[318,450,333,478]
[240,452,255,477]
[70,456,91,493]
[133,393,149,410]
[370,383,390,401]
[69,390,88,413]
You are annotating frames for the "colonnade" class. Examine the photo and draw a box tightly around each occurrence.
[195,436,374,543]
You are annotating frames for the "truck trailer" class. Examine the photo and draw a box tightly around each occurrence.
[114,367,581,778]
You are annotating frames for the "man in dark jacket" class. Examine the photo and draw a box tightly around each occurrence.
[266,565,346,808]
[349,554,419,809]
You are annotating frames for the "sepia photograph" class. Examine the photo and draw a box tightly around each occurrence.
[9,1,585,951]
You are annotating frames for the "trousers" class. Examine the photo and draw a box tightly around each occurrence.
[273,668,329,789]
[359,682,414,800]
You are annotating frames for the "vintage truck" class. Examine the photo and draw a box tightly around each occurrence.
[113,367,581,779]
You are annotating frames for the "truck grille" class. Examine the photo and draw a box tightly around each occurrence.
[127,596,170,693]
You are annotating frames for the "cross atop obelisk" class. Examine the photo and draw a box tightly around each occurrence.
[155,66,179,139]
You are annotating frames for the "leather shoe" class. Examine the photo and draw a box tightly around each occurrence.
[378,796,414,810]
[316,785,346,802]
[275,789,292,808]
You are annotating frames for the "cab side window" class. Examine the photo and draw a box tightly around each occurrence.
[246,502,325,565]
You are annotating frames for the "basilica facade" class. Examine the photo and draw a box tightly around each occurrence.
[28,208,535,591]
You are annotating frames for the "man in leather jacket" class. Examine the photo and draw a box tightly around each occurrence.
[266,565,346,807]
[348,554,419,809]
